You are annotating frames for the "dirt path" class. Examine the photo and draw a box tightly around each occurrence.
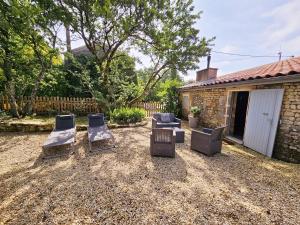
[0,123,299,224]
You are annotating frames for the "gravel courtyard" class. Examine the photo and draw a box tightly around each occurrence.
[0,122,299,225]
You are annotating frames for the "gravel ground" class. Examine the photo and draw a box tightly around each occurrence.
[0,121,299,225]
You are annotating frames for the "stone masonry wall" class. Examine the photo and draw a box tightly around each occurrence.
[254,82,300,163]
[189,88,227,128]
[273,82,300,163]
[182,81,300,163]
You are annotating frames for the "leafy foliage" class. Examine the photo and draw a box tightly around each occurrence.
[0,0,63,116]
[190,106,201,117]
[0,0,212,117]
[53,0,211,106]
[110,107,146,124]
[161,80,183,118]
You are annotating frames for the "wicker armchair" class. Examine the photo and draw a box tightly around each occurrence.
[191,127,226,156]
[150,128,176,157]
[152,113,181,128]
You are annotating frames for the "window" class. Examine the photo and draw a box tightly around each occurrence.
[183,95,190,110]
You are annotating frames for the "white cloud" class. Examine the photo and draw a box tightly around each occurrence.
[262,0,300,50]
[219,44,239,53]
[282,35,300,53]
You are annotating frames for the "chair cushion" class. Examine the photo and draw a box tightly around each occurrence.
[153,113,161,122]
[202,128,213,134]
[88,125,112,142]
[169,113,175,122]
[88,114,105,127]
[55,115,74,130]
[43,128,75,148]
[160,113,171,123]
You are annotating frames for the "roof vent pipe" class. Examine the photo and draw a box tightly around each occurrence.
[207,51,211,69]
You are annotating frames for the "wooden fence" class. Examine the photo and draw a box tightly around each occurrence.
[133,101,165,117]
[0,96,164,117]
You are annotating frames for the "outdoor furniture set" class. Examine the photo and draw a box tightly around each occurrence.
[42,112,225,159]
[42,113,115,158]
[151,113,226,158]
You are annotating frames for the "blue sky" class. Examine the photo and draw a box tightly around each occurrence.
[191,0,300,81]
[64,0,300,81]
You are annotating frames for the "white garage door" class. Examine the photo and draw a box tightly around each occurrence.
[244,89,284,157]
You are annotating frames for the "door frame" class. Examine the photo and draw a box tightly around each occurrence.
[243,89,284,157]
[225,87,254,139]
[182,92,191,117]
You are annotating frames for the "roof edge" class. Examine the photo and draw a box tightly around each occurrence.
[179,73,300,92]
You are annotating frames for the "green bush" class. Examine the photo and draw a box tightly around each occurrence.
[110,107,146,124]
[190,106,201,117]
[0,110,10,120]
[162,85,182,118]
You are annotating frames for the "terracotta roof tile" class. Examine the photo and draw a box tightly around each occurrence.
[181,56,300,89]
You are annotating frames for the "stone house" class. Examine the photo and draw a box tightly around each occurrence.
[179,56,300,163]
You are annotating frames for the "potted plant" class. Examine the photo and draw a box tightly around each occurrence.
[188,106,201,128]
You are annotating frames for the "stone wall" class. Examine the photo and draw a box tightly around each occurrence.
[181,81,300,163]
[0,120,148,132]
[272,82,300,163]
[254,82,300,163]
[189,88,227,128]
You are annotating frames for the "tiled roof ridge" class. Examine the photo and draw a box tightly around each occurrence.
[180,56,300,89]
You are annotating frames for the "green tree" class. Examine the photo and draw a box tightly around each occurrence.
[160,79,183,117]
[41,51,138,111]
[0,0,63,116]
[77,52,139,111]
[0,0,29,117]
[54,0,211,107]
[137,68,183,102]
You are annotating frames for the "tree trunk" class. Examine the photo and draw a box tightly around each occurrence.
[6,82,20,118]
[24,68,45,115]
[66,25,71,52]
[2,43,20,118]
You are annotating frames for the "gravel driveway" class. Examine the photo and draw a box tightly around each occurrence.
[0,122,299,224]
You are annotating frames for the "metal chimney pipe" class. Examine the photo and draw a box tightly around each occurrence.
[207,52,211,69]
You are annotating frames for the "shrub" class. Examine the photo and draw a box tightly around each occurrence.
[162,85,182,118]
[0,110,10,120]
[190,106,201,117]
[110,107,146,124]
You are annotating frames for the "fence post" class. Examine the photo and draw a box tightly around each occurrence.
[0,96,164,116]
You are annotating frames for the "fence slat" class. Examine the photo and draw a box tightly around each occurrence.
[0,96,164,116]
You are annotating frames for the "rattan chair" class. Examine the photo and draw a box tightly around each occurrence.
[150,128,176,157]
[191,127,226,156]
[152,113,181,128]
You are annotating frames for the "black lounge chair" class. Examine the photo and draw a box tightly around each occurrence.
[42,114,76,158]
[88,113,116,151]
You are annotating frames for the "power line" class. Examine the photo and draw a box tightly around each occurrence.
[211,50,294,58]
[213,57,256,63]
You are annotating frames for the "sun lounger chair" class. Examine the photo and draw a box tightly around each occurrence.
[42,114,76,158]
[88,113,116,151]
